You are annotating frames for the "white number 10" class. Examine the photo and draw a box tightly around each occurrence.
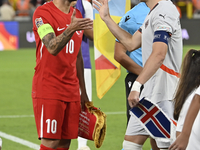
[66,39,74,54]
[46,119,57,134]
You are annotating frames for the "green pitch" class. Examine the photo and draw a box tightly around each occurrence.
[0,45,199,150]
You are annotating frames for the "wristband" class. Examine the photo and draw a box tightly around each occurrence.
[131,81,142,92]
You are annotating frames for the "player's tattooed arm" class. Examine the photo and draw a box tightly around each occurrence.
[42,9,93,56]
[42,29,74,56]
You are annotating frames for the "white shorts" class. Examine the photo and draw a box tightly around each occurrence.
[125,100,174,148]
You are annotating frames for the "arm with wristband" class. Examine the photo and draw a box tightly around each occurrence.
[128,37,168,108]
[128,11,171,107]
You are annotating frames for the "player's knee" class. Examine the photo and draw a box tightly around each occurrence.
[123,140,142,150]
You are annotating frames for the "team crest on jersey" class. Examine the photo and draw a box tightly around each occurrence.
[145,19,149,29]
[35,17,44,28]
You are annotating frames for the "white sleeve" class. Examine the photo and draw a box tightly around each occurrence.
[82,0,93,20]
[151,8,173,34]
[195,85,200,95]
[176,91,195,132]
[176,104,188,132]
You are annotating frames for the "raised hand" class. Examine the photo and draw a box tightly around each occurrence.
[69,9,93,32]
[93,0,110,22]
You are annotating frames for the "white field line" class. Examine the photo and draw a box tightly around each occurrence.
[0,115,34,118]
[0,111,125,119]
[0,131,40,150]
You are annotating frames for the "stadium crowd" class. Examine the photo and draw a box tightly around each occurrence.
[0,0,92,21]
[0,0,200,20]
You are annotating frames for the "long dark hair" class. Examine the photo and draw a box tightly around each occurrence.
[174,49,200,120]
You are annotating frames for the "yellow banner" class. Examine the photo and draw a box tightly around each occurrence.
[94,0,131,99]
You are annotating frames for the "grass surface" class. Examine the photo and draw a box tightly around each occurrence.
[0,45,200,150]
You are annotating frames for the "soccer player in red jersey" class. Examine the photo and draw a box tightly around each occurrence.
[31,0,93,150]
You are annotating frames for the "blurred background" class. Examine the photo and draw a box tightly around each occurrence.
[0,0,199,51]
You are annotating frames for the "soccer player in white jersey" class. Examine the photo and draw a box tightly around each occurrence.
[93,0,182,149]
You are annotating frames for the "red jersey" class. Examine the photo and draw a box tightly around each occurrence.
[32,1,83,102]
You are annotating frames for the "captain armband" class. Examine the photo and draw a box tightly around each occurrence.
[131,81,142,92]
[153,30,170,45]
[38,24,55,40]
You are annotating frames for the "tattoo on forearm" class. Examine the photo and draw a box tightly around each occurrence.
[42,33,56,49]
[42,29,74,54]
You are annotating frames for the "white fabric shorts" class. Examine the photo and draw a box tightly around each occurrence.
[125,100,174,148]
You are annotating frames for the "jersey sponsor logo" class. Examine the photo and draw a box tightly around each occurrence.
[76,31,82,35]
[125,15,131,22]
[57,27,65,31]
[159,14,166,19]
[35,17,44,28]
[57,24,70,32]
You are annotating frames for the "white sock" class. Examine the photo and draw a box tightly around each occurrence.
[77,137,87,148]
[123,140,142,150]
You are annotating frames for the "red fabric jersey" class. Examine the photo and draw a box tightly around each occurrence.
[32,1,83,102]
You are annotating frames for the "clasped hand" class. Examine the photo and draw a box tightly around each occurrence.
[128,91,140,108]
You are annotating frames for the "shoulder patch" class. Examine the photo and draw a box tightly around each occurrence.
[156,25,171,32]
[35,17,44,28]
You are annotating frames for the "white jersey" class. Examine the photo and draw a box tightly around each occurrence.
[186,86,200,150]
[176,89,196,132]
[82,0,93,20]
[140,0,183,103]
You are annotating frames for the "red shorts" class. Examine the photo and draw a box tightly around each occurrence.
[32,98,81,140]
